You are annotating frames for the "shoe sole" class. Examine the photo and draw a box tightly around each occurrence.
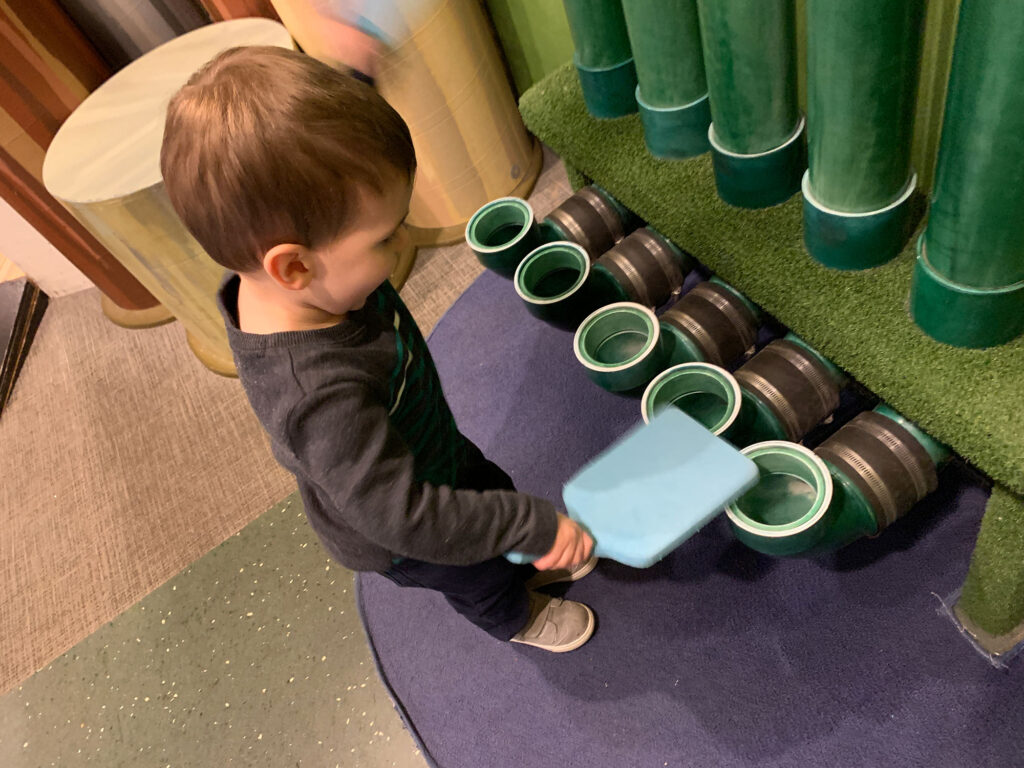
[524,556,599,590]
[511,604,596,653]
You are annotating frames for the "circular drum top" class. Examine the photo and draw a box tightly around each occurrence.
[43,19,293,204]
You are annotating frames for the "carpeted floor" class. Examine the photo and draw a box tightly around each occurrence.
[358,268,1022,768]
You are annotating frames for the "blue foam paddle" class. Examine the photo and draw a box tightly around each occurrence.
[508,408,759,568]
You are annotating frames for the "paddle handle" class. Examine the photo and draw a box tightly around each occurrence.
[504,551,536,564]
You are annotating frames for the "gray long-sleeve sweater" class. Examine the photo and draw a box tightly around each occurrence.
[217,275,558,571]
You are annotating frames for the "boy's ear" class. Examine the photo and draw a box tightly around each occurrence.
[262,244,314,290]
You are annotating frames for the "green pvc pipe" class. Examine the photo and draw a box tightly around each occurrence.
[563,0,633,68]
[621,0,705,106]
[563,0,638,118]
[923,0,1024,288]
[514,242,603,331]
[696,0,799,154]
[574,302,667,393]
[805,0,925,212]
[729,401,948,557]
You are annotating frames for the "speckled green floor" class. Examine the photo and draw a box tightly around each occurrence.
[0,495,426,768]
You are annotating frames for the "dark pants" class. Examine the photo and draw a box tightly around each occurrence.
[381,442,537,641]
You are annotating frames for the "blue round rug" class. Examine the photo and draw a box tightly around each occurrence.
[358,269,1021,768]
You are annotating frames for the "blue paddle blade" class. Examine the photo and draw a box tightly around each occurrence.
[507,408,759,568]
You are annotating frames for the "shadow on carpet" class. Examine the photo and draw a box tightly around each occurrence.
[358,270,1022,768]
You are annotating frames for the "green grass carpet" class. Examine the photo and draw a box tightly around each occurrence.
[520,63,1024,642]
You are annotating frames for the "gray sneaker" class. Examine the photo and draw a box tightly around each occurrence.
[510,593,595,653]
[524,556,599,590]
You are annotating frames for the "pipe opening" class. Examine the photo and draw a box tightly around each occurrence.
[579,307,655,367]
[642,363,741,434]
[728,443,832,534]
[467,198,533,251]
[516,244,588,302]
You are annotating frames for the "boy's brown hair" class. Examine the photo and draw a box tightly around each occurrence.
[160,46,415,272]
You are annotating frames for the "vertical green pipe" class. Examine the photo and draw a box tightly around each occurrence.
[697,0,799,154]
[910,0,1024,347]
[622,0,704,105]
[805,0,924,212]
[801,0,925,270]
[697,0,805,208]
[563,0,638,118]
[621,0,710,157]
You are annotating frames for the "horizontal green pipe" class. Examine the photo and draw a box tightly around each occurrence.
[697,0,799,154]
[805,0,924,212]
[923,0,1024,288]
[622,0,706,107]
[563,0,633,69]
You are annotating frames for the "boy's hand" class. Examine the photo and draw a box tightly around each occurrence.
[532,513,594,572]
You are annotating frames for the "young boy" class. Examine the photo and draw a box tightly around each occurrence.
[160,46,596,652]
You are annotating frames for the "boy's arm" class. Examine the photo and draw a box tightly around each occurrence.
[288,381,559,565]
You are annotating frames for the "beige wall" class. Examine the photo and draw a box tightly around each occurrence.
[0,197,92,295]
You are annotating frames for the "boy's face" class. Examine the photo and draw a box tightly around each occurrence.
[308,178,413,314]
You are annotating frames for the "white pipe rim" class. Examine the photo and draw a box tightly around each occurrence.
[465,197,535,254]
[640,362,742,436]
[573,302,661,373]
[802,169,918,218]
[513,241,591,305]
[725,440,834,538]
[708,114,806,159]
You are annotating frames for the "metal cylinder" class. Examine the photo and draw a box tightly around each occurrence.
[660,280,759,368]
[734,338,841,442]
[910,0,1024,348]
[593,228,692,308]
[815,410,939,531]
[543,185,636,260]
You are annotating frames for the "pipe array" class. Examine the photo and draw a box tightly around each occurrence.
[468,174,952,558]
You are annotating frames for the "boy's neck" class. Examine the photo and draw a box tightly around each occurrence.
[236,274,346,334]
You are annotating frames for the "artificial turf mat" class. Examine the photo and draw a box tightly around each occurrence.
[519,63,1024,643]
